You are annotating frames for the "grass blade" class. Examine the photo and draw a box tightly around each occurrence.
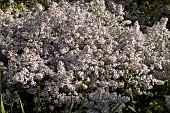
[67,101,74,113]
[19,98,25,113]
[78,102,83,113]
[0,66,2,94]
[1,93,5,113]
[0,59,5,113]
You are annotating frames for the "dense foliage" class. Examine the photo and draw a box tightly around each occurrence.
[0,0,170,113]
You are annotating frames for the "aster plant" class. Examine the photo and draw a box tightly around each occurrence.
[0,0,170,113]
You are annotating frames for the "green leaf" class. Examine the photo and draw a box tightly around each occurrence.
[1,94,5,113]
[149,99,164,111]
[67,101,74,113]
[149,99,163,107]
[146,109,152,113]
[19,98,25,113]
[128,105,136,112]
[78,102,83,113]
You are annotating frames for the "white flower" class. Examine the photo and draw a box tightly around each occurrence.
[36,3,44,12]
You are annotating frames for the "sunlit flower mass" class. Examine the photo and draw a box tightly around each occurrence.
[0,0,170,112]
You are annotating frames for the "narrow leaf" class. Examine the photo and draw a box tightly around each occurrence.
[146,109,152,113]
[67,101,74,113]
[128,105,136,112]
[78,102,83,113]
[19,98,25,113]
[1,94,5,113]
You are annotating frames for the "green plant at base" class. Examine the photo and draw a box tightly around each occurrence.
[19,97,25,113]
[1,93,5,113]
[67,99,74,113]
[78,102,83,113]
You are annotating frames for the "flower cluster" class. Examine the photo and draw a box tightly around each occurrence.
[0,0,170,112]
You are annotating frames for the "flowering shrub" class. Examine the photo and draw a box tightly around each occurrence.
[0,0,170,112]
